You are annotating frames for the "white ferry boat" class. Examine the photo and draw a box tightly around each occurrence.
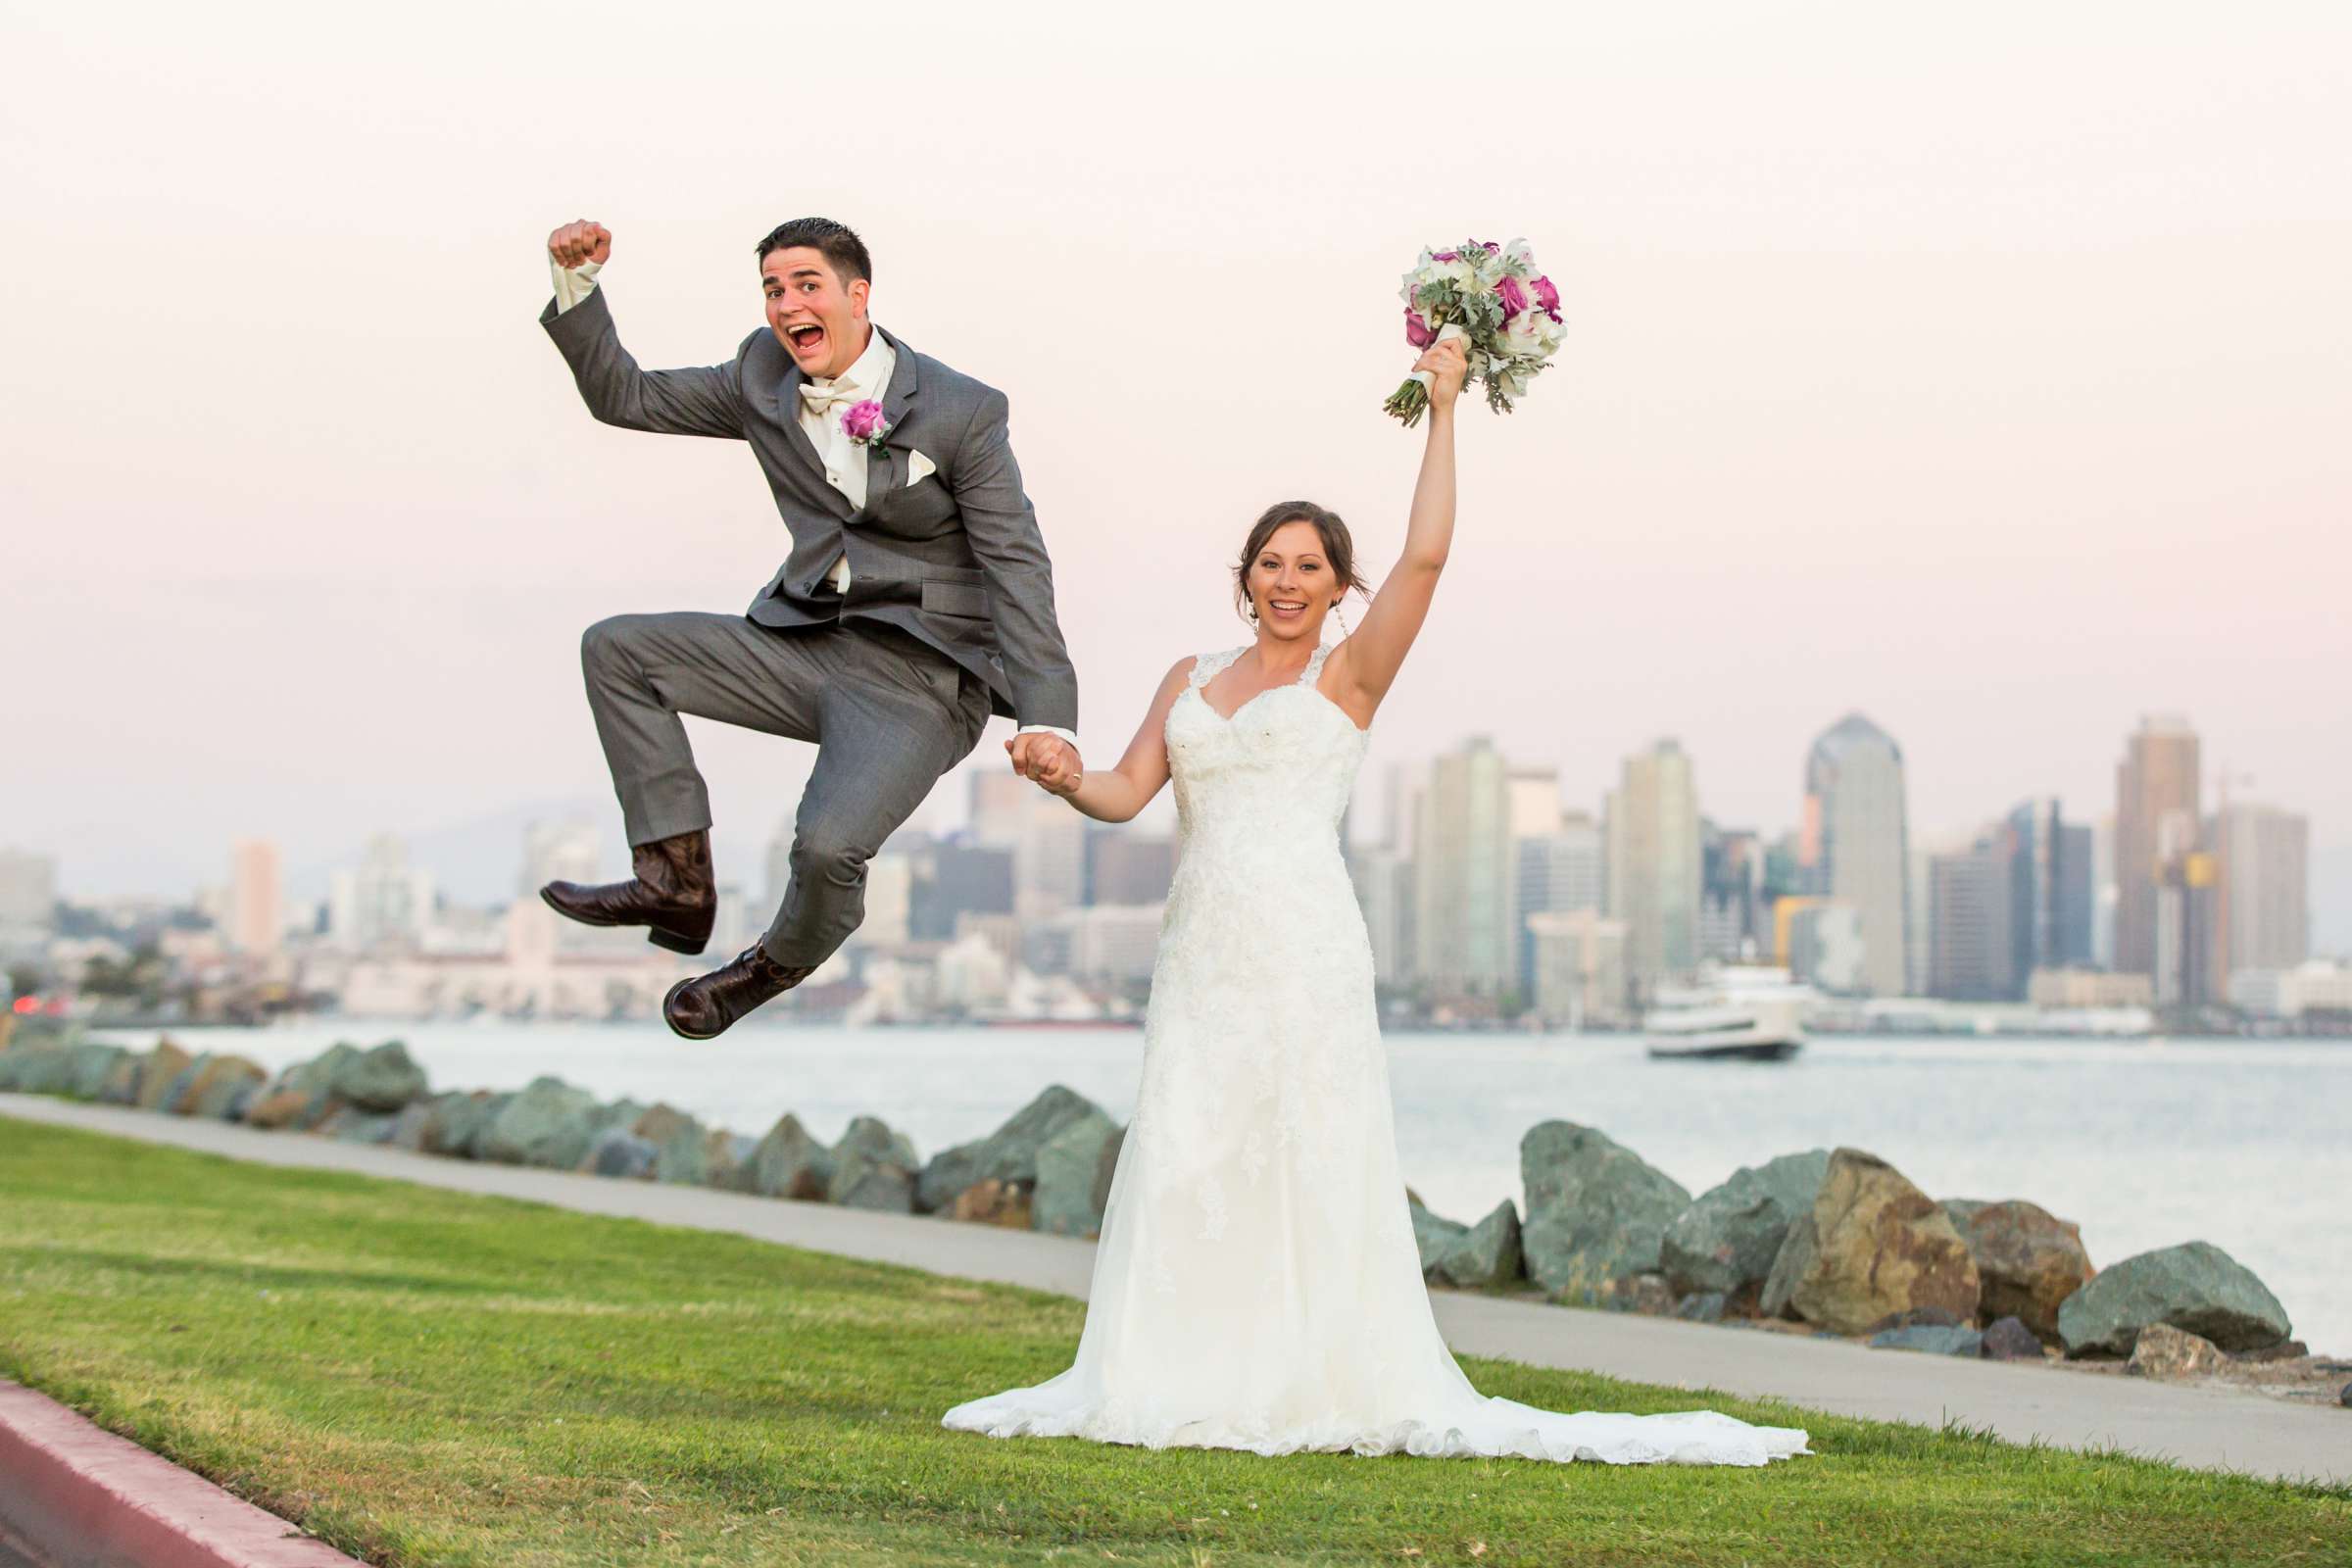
[1643,967,1817,1061]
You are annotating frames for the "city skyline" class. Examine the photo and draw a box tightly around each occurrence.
[3,7,2345,919]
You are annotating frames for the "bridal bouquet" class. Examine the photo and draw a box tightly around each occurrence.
[1384,238,1566,426]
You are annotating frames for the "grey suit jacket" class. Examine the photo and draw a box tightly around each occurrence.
[540,288,1077,729]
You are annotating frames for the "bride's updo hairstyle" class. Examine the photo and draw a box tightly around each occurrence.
[1233,501,1370,624]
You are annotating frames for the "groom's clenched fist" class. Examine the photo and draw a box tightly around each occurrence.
[548,220,612,269]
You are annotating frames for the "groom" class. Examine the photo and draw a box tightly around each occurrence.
[536,216,1081,1039]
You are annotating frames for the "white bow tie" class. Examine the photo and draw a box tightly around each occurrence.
[799,377,864,416]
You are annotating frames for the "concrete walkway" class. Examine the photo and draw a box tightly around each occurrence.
[5,1098,2346,1485]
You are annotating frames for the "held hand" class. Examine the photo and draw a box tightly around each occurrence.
[1412,337,1468,413]
[548,220,612,269]
[1004,733,1084,797]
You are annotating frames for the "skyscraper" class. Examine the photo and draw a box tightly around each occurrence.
[1604,739,1701,1001]
[227,838,283,956]
[1515,810,1604,995]
[1929,835,2014,1001]
[1413,736,1513,996]
[1698,823,1763,963]
[1800,714,1913,997]
[2217,803,2309,977]
[2056,822,2095,967]
[2114,714,2201,980]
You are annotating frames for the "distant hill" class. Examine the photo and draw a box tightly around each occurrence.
[286,795,615,907]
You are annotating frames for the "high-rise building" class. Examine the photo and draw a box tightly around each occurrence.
[0,849,57,936]
[1527,909,1630,1028]
[907,842,1015,942]
[1515,812,1604,993]
[2091,812,2118,970]
[1800,714,1913,997]
[2114,714,2201,979]
[2155,847,2220,1006]
[1087,826,1177,906]
[1413,737,1513,996]
[227,839,283,956]
[1604,738,1701,1001]
[1784,901,1865,995]
[2056,822,2095,967]
[328,834,435,952]
[967,773,1083,919]
[2000,799,2090,996]
[1929,835,2015,1001]
[1699,823,1763,962]
[1349,845,1415,987]
[1507,768,1563,840]
[2216,803,2309,978]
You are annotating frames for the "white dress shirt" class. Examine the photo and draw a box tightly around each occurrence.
[552,258,1077,754]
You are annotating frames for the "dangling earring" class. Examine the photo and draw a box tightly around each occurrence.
[1331,598,1349,638]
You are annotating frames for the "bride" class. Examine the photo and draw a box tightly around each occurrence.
[943,339,1808,1466]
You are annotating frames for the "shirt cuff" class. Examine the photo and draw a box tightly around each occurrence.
[1015,724,1079,750]
[551,257,602,314]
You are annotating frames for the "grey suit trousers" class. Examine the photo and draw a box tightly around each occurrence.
[580,612,991,967]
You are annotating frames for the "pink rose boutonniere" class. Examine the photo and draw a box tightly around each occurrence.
[842,399,891,447]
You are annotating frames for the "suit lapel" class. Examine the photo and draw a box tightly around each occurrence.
[764,359,856,521]
[857,328,923,523]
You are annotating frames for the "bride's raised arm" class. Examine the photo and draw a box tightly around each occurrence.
[1332,338,1467,720]
[1005,659,1194,822]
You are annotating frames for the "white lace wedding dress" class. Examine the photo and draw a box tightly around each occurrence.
[943,645,1809,1465]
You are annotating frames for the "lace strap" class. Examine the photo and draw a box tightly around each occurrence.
[1298,642,1333,686]
[1188,647,1246,690]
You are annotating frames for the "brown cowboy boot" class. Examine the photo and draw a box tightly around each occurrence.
[540,829,716,955]
[662,945,813,1041]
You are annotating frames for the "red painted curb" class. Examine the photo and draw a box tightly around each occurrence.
[0,1379,364,1567]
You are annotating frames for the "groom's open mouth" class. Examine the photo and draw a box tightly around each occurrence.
[784,322,827,359]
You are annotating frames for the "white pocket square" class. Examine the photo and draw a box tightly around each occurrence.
[905,450,937,486]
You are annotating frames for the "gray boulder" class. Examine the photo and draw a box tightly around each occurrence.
[0,1046,72,1095]
[324,1108,399,1144]
[651,1118,712,1184]
[2057,1241,2290,1358]
[388,1098,441,1152]
[1519,1121,1692,1300]
[915,1086,1103,1213]
[418,1090,501,1156]
[243,1045,364,1130]
[1675,1291,1729,1323]
[1089,1124,1126,1219]
[131,1041,195,1109]
[708,1133,760,1193]
[167,1054,268,1119]
[1032,1108,1121,1237]
[830,1114,920,1211]
[57,1042,129,1101]
[477,1077,603,1167]
[1430,1200,1524,1291]
[1871,1324,1984,1356]
[748,1113,835,1200]
[1409,1198,1471,1277]
[1980,1315,2045,1361]
[326,1041,429,1112]
[1661,1149,1832,1299]
[580,1126,659,1179]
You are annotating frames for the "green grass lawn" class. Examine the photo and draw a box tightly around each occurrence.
[0,1120,2343,1567]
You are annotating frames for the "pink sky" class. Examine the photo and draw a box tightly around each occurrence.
[3,3,2345,912]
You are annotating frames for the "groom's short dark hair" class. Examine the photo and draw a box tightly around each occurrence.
[756,219,871,285]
